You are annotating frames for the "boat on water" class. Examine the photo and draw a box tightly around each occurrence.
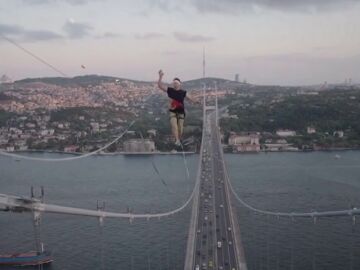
[0,251,53,266]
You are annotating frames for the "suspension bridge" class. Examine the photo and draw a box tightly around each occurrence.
[1,92,360,269]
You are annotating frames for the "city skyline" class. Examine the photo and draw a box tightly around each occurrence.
[1,0,360,85]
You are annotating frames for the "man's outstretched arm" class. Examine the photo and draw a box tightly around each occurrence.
[157,69,167,92]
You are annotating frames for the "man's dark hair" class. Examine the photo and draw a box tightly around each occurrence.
[173,77,181,83]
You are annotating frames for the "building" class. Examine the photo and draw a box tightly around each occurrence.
[147,129,157,137]
[333,130,344,138]
[264,139,297,151]
[90,122,99,133]
[40,129,55,136]
[228,132,260,153]
[307,127,316,134]
[64,145,79,152]
[235,74,239,82]
[6,146,15,152]
[123,139,156,153]
[276,129,296,137]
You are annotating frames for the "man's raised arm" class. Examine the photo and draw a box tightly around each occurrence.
[157,69,167,92]
[186,95,201,106]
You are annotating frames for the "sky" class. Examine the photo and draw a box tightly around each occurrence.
[0,0,360,85]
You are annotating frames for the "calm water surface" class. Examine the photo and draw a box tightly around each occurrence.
[1,151,360,270]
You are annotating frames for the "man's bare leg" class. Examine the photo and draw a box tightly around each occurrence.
[178,116,184,143]
[170,113,180,144]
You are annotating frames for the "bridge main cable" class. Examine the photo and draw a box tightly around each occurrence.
[0,173,199,220]
[214,129,360,218]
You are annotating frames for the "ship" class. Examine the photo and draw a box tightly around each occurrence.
[0,250,53,266]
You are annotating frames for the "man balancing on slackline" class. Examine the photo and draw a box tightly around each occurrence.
[157,69,200,147]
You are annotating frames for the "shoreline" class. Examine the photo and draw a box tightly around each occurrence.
[3,147,360,157]
[224,147,360,154]
[3,149,196,156]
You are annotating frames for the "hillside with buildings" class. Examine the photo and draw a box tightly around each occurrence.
[0,75,359,153]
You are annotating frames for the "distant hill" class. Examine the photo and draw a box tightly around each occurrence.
[182,77,246,89]
[15,75,151,87]
[14,75,248,89]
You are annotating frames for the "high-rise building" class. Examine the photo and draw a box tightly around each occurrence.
[235,74,239,82]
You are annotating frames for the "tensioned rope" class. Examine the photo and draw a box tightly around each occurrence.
[0,34,139,162]
[180,142,190,180]
[139,131,170,189]
[0,34,67,77]
[0,121,135,161]
[0,33,143,161]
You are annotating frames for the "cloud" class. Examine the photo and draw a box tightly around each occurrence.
[95,32,123,39]
[20,0,93,5]
[173,31,215,42]
[0,24,23,35]
[149,0,359,14]
[236,52,360,85]
[148,0,184,12]
[194,0,359,13]
[0,22,119,42]
[22,30,63,41]
[0,23,62,42]
[161,50,179,55]
[63,19,93,38]
[134,32,165,40]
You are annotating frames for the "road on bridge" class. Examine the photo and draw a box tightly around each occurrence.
[188,110,247,270]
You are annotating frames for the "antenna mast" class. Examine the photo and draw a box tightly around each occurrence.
[203,47,206,78]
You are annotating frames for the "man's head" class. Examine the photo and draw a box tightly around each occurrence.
[173,77,181,90]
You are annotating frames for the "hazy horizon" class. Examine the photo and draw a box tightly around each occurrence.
[8,73,358,88]
[1,0,360,85]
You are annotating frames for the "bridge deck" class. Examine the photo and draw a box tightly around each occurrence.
[186,110,247,270]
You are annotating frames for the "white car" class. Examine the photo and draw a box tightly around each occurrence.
[195,265,200,270]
